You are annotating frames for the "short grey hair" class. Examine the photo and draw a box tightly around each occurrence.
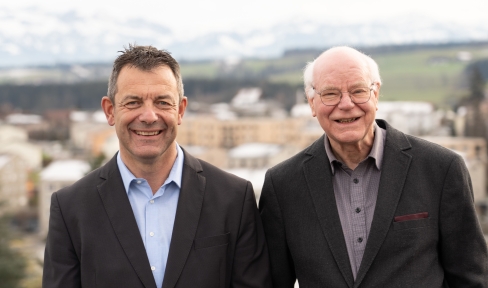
[107,44,184,103]
[303,47,382,99]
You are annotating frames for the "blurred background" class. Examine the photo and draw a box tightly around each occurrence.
[1,0,488,286]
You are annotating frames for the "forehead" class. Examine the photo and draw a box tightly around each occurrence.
[115,65,178,99]
[313,51,369,87]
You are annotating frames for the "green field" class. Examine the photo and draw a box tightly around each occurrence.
[180,44,488,107]
[375,46,488,105]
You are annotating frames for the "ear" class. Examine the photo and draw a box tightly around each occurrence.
[177,96,188,125]
[308,95,317,117]
[101,96,115,126]
[373,83,381,102]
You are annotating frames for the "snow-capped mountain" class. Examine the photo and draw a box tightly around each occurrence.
[1,8,487,67]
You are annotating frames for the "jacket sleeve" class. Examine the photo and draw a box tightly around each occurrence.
[439,155,488,287]
[231,181,273,288]
[42,192,81,288]
[259,170,296,288]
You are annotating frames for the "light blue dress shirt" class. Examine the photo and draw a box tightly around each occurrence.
[116,144,184,288]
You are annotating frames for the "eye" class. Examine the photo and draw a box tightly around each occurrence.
[351,88,368,95]
[321,90,340,97]
[123,101,141,109]
[155,100,174,109]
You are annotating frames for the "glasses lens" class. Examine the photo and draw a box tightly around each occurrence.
[350,88,371,104]
[320,90,341,105]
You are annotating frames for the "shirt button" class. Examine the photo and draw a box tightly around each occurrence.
[355,207,361,213]
[353,178,359,184]
[136,180,142,184]
[151,266,156,271]
[150,200,155,204]
[358,237,363,243]
[149,232,154,237]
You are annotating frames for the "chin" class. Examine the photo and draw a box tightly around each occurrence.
[332,131,367,144]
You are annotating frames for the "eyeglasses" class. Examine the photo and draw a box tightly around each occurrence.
[312,83,375,106]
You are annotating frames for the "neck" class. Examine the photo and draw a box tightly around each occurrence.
[329,131,375,171]
[120,144,178,194]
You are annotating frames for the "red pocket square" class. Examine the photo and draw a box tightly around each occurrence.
[394,212,429,222]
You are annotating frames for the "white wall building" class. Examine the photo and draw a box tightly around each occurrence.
[0,125,42,170]
[376,101,447,136]
[39,159,90,237]
[226,143,300,201]
[0,154,28,215]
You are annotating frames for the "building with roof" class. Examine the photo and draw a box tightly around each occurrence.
[70,110,115,157]
[376,101,448,136]
[39,159,91,236]
[177,115,322,150]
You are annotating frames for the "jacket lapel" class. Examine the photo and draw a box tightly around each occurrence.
[97,155,157,288]
[303,135,354,288]
[162,150,205,288]
[354,120,412,287]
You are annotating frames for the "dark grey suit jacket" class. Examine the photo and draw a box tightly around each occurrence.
[43,149,271,288]
[259,119,488,288]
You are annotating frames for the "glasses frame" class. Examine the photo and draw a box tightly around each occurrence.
[312,83,376,106]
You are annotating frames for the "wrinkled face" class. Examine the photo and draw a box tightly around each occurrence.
[102,65,187,164]
[308,51,379,147]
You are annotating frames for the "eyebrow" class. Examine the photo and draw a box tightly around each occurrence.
[318,82,369,90]
[120,95,141,102]
[154,95,174,101]
[120,95,175,102]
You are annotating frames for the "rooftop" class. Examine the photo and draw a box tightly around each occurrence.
[229,143,281,158]
[40,159,91,182]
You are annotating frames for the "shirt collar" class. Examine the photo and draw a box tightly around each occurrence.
[116,143,185,194]
[324,122,386,174]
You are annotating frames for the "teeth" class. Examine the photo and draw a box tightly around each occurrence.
[136,131,160,136]
[337,118,356,123]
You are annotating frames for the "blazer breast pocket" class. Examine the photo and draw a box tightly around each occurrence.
[393,212,431,231]
[194,233,230,250]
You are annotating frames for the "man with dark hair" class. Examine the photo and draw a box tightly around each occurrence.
[43,44,271,288]
[259,46,488,287]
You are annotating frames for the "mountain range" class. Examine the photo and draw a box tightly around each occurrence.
[1,7,488,67]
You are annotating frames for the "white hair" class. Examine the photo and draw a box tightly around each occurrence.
[303,47,382,99]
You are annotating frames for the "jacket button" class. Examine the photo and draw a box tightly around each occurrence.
[353,178,359,184]
[358,237,363,243]
[355,207,361,213]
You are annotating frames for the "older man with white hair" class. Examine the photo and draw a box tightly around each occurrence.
[259,46,487,288]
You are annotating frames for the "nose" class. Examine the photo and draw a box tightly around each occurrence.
[337,92,355,109]
[139,104,159,124]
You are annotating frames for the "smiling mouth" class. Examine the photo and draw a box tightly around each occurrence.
[134,130,162,136]
[336,117,358,123]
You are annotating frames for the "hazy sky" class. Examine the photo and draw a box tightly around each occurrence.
[3,0,487,38]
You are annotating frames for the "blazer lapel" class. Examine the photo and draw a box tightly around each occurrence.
[303,135,354,288]
[97,155,157,288]
[162,150,205,288]
[354,120,412,288]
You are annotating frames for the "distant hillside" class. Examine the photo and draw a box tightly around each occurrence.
[0,79,302,114]
[0,42,487,114]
